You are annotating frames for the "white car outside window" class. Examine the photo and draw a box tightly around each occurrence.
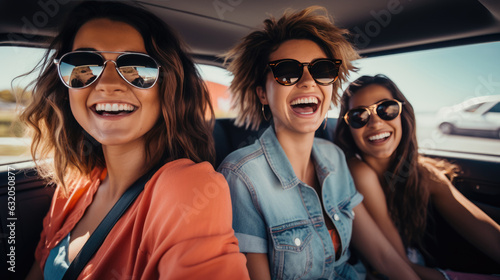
[438,95,500,139]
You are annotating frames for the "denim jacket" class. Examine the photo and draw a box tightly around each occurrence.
[218,127,363,280]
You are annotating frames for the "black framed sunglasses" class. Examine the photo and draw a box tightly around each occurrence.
[54,51,161,89]
[267,58,342,86]
[344,99,404,129]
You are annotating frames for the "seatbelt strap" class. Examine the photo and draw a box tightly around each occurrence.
[62,166,160,280]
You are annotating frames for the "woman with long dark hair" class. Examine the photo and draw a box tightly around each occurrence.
[335,74,500,279]
[23,2,248,279]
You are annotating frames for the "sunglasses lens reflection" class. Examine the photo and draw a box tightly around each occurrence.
[116,54,159,88]
[59,52,103,88]
[377,101,400,120]
[58,52,159,89]
[310,60,338,84]
[270,59,340,86]
[347,100,401,128]
[272,60,301,85]
[348,109,370,128]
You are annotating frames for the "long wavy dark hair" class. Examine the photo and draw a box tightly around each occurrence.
[20,1,215,193]
[334,74,428,250]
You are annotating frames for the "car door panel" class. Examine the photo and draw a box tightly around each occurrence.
[0,163,54,280]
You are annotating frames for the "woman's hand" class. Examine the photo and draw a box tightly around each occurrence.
[424,163,500,263]
[351,203,421,280]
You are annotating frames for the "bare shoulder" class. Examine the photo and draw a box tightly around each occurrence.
[347,158,389,214]
[347,157,375,174]
[347,157,380,193]
[347,157,377,177]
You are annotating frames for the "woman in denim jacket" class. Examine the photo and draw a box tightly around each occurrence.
[218,7,419,280]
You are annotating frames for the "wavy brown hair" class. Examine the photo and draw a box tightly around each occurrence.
[20,1,214,193]
[334,74,459,252]
[224,6,360,130]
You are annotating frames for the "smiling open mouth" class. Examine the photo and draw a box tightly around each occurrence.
[93,103,136,116]
[368,132,391,143]
[290,97,319,115]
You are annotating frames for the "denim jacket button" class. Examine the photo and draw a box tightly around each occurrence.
[294,237,301,246]
[333,214,340,221]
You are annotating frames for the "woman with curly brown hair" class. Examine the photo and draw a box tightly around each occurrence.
[335,74,500,279]
[23,1,249,279]
[219,7,419,279]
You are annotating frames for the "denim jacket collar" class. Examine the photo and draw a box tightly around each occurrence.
[259,127,300,190]
[259,126,335,191]
[311,138,337,187]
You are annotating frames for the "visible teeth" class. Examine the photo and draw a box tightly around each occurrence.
[368,132,391,141]
[291,97,319,106]
[95,103,134,112]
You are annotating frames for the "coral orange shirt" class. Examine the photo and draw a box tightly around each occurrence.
[329,229,341,257]
[35,159,249,279]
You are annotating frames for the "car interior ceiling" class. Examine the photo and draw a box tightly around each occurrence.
[1,0,500,60]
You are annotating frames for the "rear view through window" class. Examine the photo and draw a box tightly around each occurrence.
[0,47,46,165]
[348,42,500,157]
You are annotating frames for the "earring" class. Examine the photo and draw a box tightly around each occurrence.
[262,104,270,121]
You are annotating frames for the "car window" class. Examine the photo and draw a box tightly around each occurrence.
[464,103,483,113]
[2,42,499,166]
[201,42,500,158]
[0,46,46,165]
[347,42,500,157]
[0,56,237,164]
[196,64,235,118]
[488,102,500,113]
[0,51,234,165]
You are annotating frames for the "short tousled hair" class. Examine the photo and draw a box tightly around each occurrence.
[225,6,360,130]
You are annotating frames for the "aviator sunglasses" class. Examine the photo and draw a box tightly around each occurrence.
[54,51,161,89]
[344,99,404,129]
[267,58,342,86]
